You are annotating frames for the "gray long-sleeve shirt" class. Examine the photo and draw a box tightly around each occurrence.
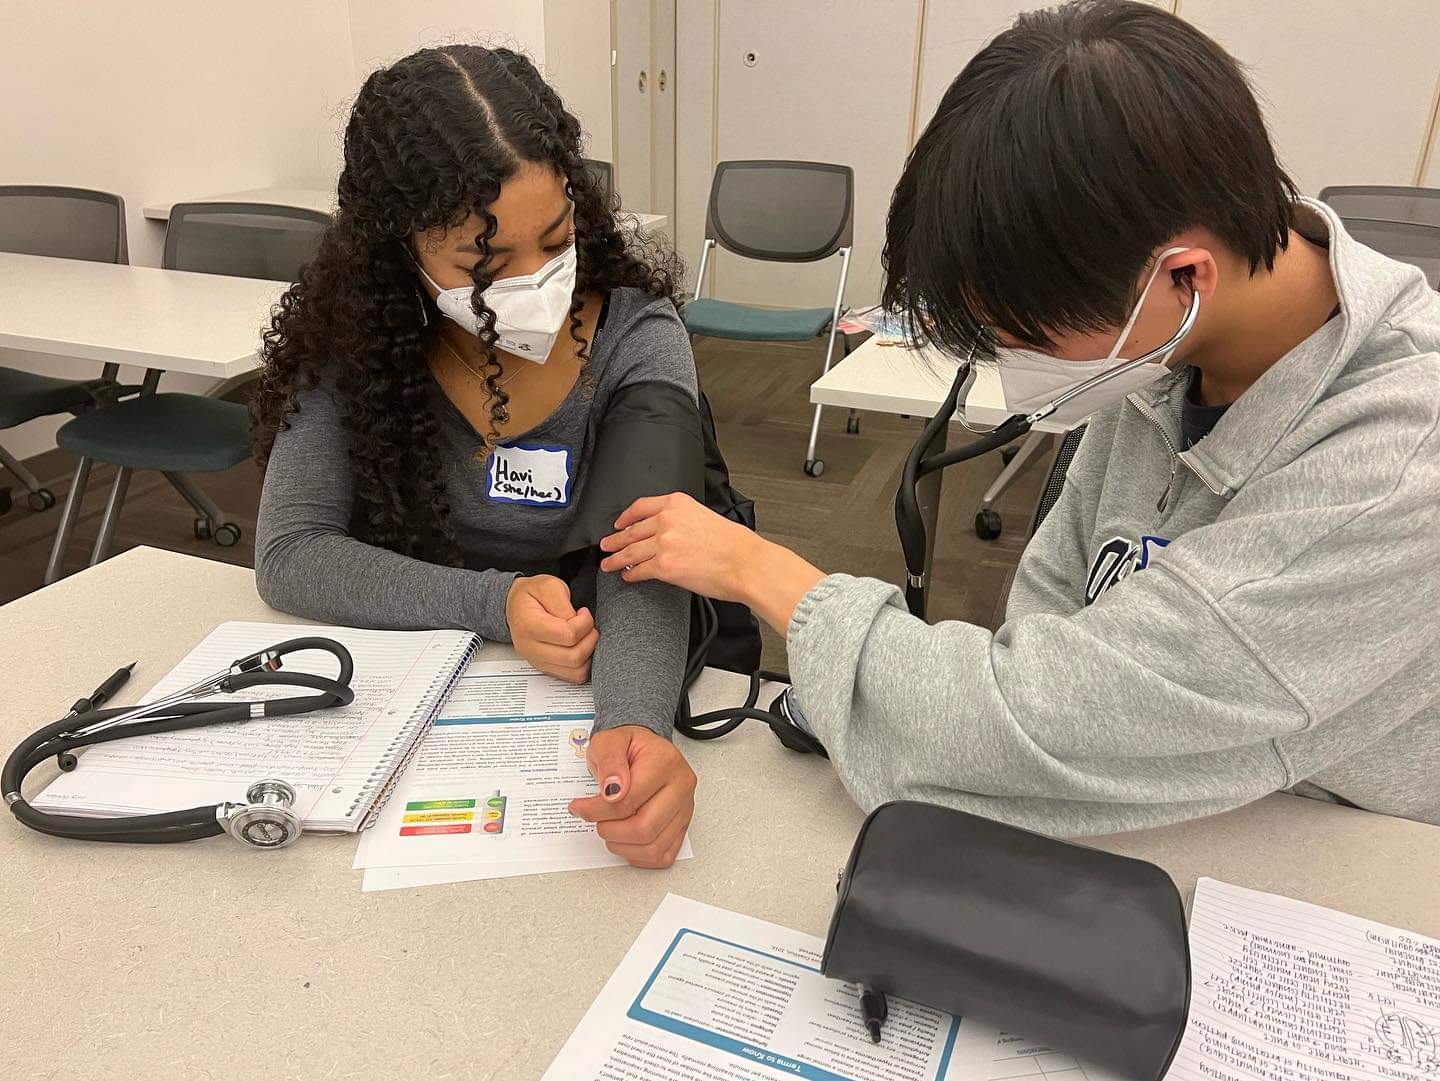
[254,287,696,736]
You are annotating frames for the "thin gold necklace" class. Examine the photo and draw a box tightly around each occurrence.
[439,333,526,389]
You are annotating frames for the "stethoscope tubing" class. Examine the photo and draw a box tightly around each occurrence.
[4,638,355,845]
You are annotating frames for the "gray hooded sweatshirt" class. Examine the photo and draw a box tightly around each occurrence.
[787,200,1440,836]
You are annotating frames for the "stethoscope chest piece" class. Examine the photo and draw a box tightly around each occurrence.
[220,778,302,849]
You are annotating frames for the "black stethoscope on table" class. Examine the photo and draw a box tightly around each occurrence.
[4,637,355,848]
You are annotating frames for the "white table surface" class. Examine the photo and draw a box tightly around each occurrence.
[812,333,1068,433]
[143,186,669,233]
[3,547,1436,1080]
[0,252,284,379]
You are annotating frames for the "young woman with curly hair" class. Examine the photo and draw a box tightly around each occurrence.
[251,44,697,868]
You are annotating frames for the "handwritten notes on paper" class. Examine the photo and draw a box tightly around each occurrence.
[1169,879,1440,1081]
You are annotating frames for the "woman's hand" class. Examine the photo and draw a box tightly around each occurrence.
[569,725,696,869]
[598,493,757,602]
[505,574,598,684]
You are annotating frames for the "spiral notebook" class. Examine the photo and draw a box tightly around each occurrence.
[33,620,480,832]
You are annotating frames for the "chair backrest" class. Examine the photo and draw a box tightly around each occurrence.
[0,185,127,263]
[582,158,614,204]
[164,201,329,281]
[1318,184,1440,228]
[704,160,854,263]
[1031,426,1088,536]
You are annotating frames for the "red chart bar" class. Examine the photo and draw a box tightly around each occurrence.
[399,823,472,837]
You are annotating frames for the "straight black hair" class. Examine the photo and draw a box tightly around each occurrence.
[882,0,1299,355]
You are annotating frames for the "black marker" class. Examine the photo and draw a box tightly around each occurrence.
[860,986,888,1044]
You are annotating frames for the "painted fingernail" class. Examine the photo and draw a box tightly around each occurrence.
[603,779,622,799]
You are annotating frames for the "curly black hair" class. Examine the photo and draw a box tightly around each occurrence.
[252,44,682,565]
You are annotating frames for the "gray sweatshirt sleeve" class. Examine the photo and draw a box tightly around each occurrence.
[587,300,699,738]
[1003,459,1097,619]
[786,400,1440,836]
[255,387,518,640]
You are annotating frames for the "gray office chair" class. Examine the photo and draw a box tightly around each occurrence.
[165,201,330,282]
[47,202,327,579]
[1319,185,1440,288]
[684,160,855,476]
[0,186,128,516]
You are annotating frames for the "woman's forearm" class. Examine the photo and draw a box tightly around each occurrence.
[592,569,689,736]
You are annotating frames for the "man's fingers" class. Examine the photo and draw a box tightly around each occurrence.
[613,495,672,531]
[599,539,658,574]
[599,518,659,554]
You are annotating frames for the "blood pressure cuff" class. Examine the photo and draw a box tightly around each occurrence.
[560,381,706,588]
[559,381,762,677]
[822,801,1190,1081]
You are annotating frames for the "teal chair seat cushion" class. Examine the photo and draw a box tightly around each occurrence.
[0,367,97,429]
[57,393,250,473]
[683,298,833,342]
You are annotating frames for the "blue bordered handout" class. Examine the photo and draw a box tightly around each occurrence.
[627,928,962,1081]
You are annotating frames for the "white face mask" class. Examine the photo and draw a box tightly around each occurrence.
[419,243,578,362]
[986,247,1196,428]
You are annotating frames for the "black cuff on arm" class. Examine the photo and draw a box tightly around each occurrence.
[561,381,705,613]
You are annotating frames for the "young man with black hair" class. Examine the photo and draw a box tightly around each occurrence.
[597,0,1440,834]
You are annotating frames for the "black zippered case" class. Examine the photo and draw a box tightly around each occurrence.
[821,801,1190,1081]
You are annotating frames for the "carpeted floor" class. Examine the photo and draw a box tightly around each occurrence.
[0,336,1053,669]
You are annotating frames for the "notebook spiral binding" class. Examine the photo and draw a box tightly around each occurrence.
[354,634,483,830]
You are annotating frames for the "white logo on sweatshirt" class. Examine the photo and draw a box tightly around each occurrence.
[1085,534,1170,605]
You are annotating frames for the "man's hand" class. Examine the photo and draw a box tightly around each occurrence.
[569,726,696,869]
[505,575,598,684]
[598,493,758,602]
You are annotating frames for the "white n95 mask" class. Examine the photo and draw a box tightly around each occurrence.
[989,247,1197,428]
[419,244,578,362]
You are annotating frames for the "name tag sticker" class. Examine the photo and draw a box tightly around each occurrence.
[487,444,572,507]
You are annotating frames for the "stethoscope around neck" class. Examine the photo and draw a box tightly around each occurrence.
[896,287,1201,617]
[3,637,356,849]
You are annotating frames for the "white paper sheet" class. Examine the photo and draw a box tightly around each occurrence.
[1168,878,1440,1081]
[983,1033,1125,1081]
[355,659,691,888]
[544,893,998,1081]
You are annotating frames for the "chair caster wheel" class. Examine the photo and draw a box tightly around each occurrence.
[846,416,860,434]
[194,517,212,540]
[1001,446,1019,466]
[0,487,11,516]
[213,523,242,547]
[975,508,1002,540]
[803,458,825,477]
[27,488,57,511]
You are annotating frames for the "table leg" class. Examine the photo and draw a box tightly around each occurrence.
[43,456,92,584]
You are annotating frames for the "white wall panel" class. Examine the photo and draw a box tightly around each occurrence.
[710,0,921,308]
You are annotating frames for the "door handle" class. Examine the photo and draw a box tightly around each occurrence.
[638,69,648,93]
